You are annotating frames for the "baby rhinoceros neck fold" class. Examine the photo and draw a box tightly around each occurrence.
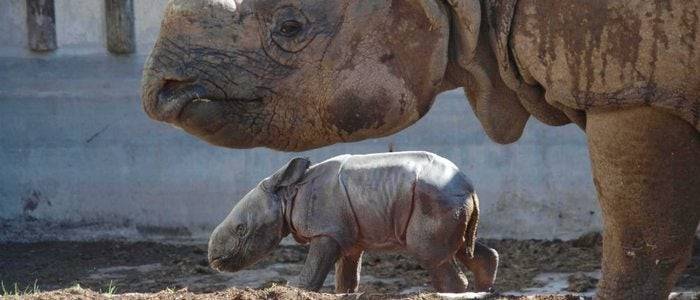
[276,184,301,241]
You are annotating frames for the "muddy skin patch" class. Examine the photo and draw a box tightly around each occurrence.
[329,90,388,135]
[415,186,450,216]
[380,53,395,63]
[416,190,434,216]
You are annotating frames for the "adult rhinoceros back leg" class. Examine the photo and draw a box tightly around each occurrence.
[587,106,700,299]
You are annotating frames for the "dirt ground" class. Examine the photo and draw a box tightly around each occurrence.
[1,234,698,299]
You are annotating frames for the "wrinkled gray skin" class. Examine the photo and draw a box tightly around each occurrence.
[145,1,700,298]
[208,152,499,293]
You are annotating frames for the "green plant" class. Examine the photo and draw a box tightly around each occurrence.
[0,280,39,297]
[102,280,117,296]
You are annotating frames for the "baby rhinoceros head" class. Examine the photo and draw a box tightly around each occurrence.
[208,157,311,272]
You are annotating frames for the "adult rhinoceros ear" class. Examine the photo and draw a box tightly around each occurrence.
[267,157,311,189]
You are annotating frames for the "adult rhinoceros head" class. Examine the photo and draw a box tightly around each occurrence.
[142,0,526,150]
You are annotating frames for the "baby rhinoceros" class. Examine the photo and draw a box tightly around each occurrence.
[208,151,498,293]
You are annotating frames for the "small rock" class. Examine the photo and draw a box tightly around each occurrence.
[194,265,213,274]
[567,272,598,292]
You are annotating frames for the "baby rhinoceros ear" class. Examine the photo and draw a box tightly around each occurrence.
[267,157,311,190]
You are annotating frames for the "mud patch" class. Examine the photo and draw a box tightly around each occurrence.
[0,235,698,297]
[11,285,590,300]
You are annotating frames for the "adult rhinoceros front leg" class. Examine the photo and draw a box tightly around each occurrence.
[587,107,700,299]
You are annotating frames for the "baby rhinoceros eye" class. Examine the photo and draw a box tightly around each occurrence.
[278,20,303,37]
[234,224,247,236]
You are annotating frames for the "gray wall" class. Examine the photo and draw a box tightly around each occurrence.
[0,55,602,242]
[0,0,609,242]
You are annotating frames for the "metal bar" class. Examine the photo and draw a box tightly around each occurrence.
[26,0,57,52]
[105,0,135,54]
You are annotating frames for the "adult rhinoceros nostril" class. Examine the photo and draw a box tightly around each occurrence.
[158,80,206,104]
[153,81,208,123]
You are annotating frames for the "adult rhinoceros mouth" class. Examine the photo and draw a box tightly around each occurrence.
[152,81,263,124]
[152,81,208,123]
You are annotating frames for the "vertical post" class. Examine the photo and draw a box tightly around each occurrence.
[26,0,57,51]
[105,0,135,54]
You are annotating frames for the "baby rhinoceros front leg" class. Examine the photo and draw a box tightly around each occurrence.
[296,236,343,291]
[334,252,363,293]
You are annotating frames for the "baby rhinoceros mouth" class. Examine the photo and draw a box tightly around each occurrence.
[208,255,227,271]
[208,253,240,272]
[208,247,258,273]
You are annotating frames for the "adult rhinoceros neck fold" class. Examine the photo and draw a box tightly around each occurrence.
[483,0,572,127]
[442,0,529,144]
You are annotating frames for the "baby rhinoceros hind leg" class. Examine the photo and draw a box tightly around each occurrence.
[456,242,499,292]
[405,180,474,292]
[427,260,469,293]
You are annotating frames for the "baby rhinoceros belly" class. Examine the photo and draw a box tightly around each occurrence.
[338,151,476,251]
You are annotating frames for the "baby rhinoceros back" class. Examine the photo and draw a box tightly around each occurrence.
[335,152,476,252]
[287,151,497,293]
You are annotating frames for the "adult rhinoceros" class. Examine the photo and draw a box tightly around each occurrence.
[141,0,700,298]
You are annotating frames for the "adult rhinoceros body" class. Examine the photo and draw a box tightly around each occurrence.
[141,0,700,299]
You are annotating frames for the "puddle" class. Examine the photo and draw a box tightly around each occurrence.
[503,271,600,298]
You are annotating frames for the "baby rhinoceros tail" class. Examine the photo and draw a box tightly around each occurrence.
[458,193,499,292]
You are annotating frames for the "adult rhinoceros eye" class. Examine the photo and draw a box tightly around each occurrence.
[278,20,303,37]
[269,6,314,54]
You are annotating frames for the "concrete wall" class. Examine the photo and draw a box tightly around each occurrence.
[0,54,603,242]
[0,0,610,242]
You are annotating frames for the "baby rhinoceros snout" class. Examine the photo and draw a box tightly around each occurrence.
[207,224,238,272]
